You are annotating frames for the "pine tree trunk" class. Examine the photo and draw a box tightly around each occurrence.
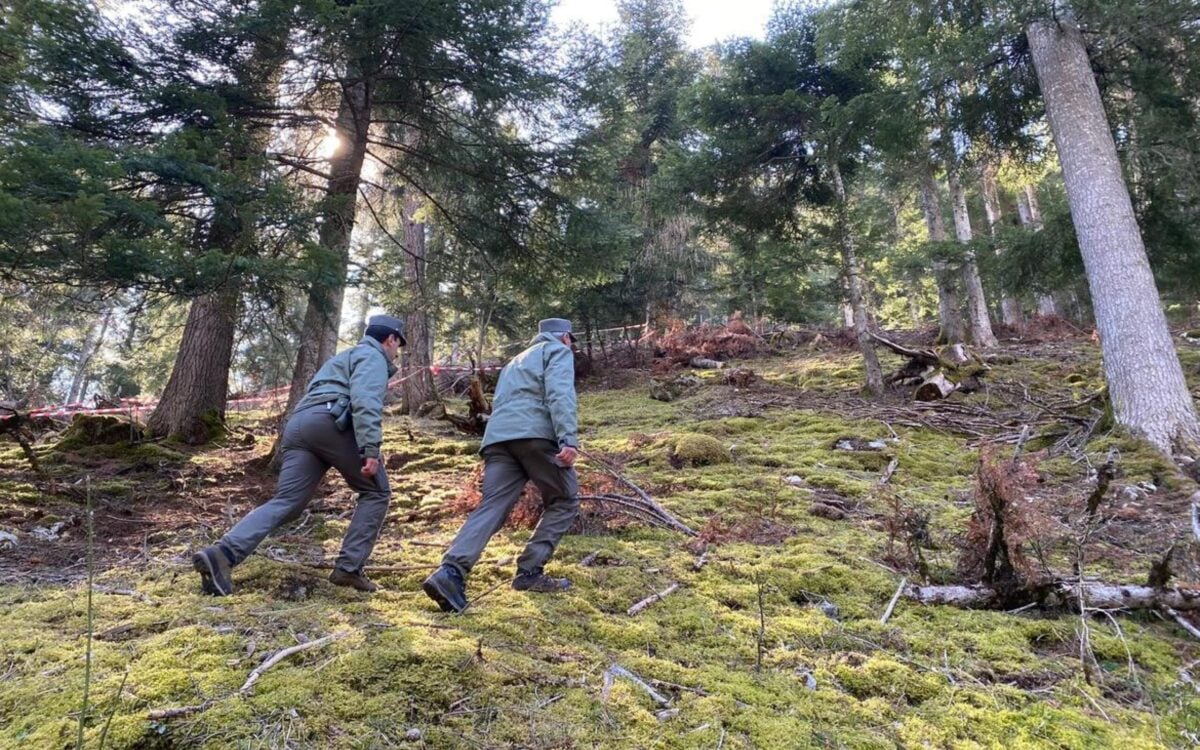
[283,74,373,415]
[1028,15,1200,452]
[831,161,883,397]
[149,27,288,442]
[948,169,998,347]
[981,163,1023,328]
[147,287,239,443]
[919,164,965,345]
[400,180,437,414]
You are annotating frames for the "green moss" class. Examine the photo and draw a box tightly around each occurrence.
[669,433,730,466]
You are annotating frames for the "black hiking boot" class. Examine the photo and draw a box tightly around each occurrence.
[329,568,378,592]
[422,565,468,613]
[192,546,234,596]
[512,569,571,593]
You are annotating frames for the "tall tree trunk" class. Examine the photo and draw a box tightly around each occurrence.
[147,286,240,442]
[149,27,288,443]
[981,163,1023,327]
[1015,185,1059,317]
[919,164,965,345]
[283,74,373,415]
[400,180,437,413]
[830,161,883,396]
[1028,15,1200,453]
[948,169,999,347]
[67,307,112,404]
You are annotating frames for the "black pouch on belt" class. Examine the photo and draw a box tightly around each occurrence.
[330,395,352,432]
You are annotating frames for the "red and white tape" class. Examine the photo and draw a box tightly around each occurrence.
[1,364,505,422]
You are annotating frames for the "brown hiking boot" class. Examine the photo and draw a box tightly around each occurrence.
[329,568,378,592]
[512,569,571,593]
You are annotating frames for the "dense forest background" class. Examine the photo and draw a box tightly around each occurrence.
[4,0,1199,451]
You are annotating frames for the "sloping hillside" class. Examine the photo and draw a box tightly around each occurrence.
[2,340,1199,749]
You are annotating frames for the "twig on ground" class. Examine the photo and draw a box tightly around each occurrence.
[147,701,214,720]
[692,546,709,571]
[880,578,907,624]
[1164,607,1200,641]
[603,664,670,707]
[878,457,899,487]
[628,582,680,616]
[240,631,350,694]
[579,449,696,536]
[579,550,601,567]
[466,579,507,610]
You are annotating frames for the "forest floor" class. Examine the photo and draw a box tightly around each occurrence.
[2,328,1200,749]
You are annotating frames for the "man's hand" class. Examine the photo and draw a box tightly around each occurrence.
[555,446,578,468]
[362,456,381,477]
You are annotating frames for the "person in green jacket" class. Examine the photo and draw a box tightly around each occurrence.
[423,318,580,613]
[192,315,406,596]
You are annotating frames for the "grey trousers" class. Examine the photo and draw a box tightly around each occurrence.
[219,405,391,573]
[443,438,580,578]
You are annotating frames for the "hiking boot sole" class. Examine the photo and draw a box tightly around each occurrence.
[192,552,232,596]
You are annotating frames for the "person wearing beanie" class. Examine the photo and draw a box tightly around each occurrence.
[423,318,581,613]
[192,315,407,595]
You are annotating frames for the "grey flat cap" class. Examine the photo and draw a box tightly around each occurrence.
[538,317,577,342]
[367,314,407,346]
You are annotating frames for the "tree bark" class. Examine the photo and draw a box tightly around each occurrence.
[919,164,965,345]
[283,74,373,415]
[948,169,998,347]
[1028,16,1200,453]
[981,163,1023,327]
[149,26,288,443]
[147,287,240,442]
[400,178,437,414]
[830,161,883,396]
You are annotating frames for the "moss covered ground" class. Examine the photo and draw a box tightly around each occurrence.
[1,338,1199,748]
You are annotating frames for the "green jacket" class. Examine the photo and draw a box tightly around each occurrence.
[296,336,397,458]
[481,332,578,450]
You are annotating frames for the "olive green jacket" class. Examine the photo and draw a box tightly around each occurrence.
[296,336,397,458]
[481,332,578,450]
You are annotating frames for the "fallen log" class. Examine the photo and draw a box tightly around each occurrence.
[907,582,1200,611]
[914,372,956,402]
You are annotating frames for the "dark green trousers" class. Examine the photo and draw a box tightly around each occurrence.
[443,438,580,577]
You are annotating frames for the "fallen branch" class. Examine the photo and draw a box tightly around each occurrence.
[628,582,680,616]
[241,631,350,694]
[880,577,907,624]
[603,664,670,707]
[147,701,214,720]
[1164,607,1200,641]
[877,458,899,487]
[580,449,696,536]
[907,582,1200,611]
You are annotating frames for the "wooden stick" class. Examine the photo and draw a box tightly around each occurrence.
[877,457,899,487]
[240,631,350,694]
[880,578,907,624]
[604,664,670,706]
[579,449,696,536]
[147,701,214,720]
[1165,607,1200,641]
[628,582,680,616]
